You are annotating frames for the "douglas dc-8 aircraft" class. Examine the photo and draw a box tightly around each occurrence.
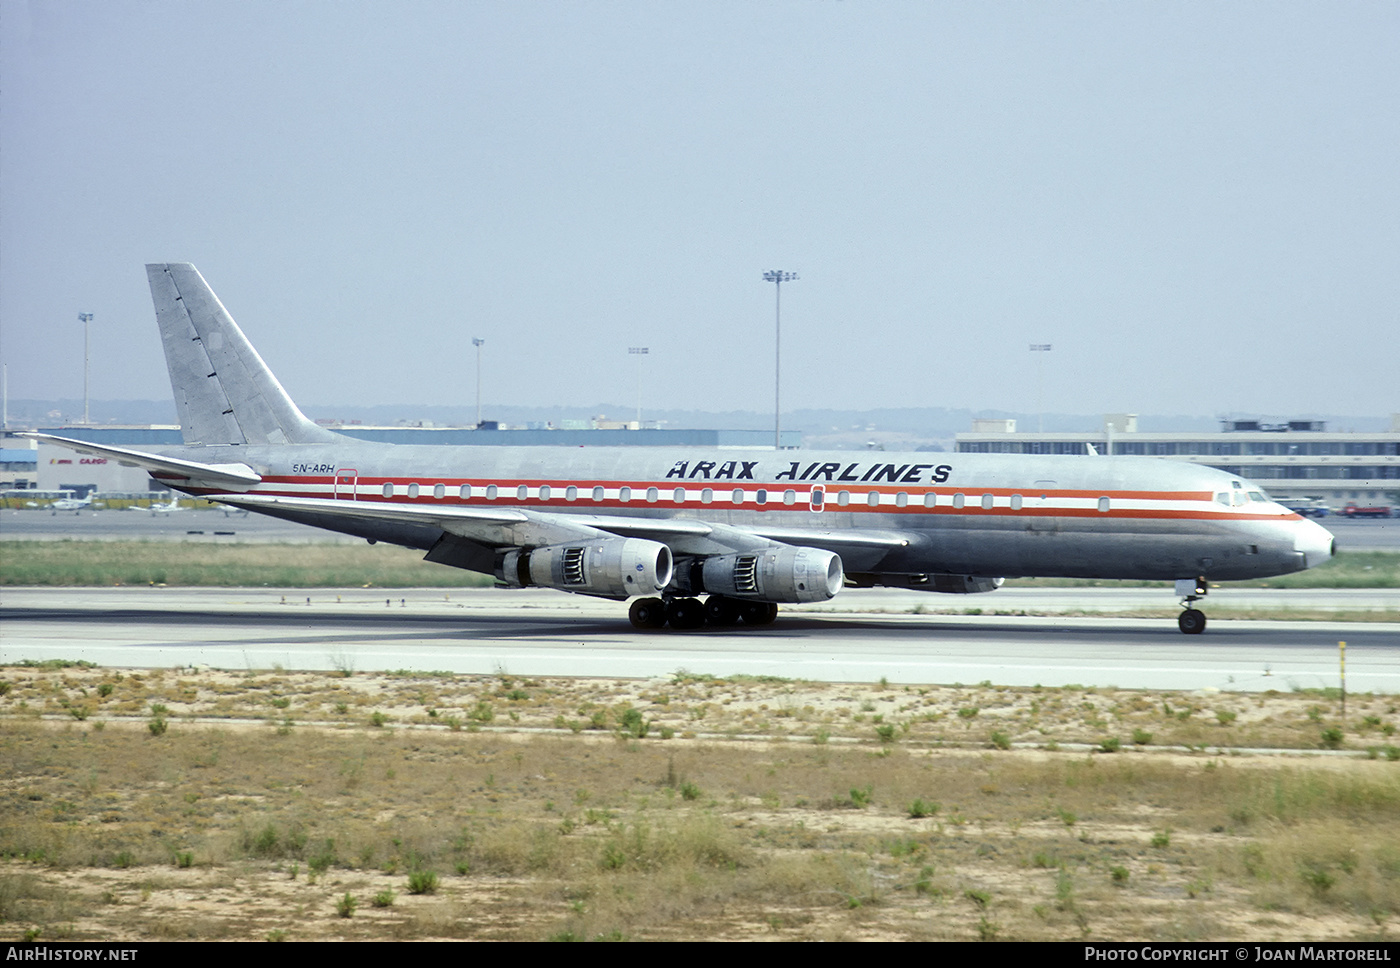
[27,264,1336,634]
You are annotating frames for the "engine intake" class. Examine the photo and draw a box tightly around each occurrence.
[698,546,844,604]
[496,537,673,600]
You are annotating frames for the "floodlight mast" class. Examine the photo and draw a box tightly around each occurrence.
[762,271,797,450]
[472,338,485,428]
[1030,343,1052,434]
[628,347,648,427]
[78,313,94,424]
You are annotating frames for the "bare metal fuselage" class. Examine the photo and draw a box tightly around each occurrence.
[159,439,1331,585]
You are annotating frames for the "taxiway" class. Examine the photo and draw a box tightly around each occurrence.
[2,587,1395,694]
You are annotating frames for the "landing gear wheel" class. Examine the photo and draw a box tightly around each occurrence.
[628,597,667,630]
[666,597,706,630]
[738,601,779,626]
[703,595,741,626]
[1178,608,1206,635]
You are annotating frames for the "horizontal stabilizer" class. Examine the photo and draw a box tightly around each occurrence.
[19,433,262,488]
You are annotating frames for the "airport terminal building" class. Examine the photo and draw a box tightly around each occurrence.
[955,415,1400,509]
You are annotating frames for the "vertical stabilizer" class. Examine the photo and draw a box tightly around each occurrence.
[147,263,337,446]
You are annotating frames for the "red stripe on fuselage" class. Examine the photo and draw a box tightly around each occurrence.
[183,476,1297,523]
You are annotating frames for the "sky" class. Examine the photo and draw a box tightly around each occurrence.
[2,1,1397,422]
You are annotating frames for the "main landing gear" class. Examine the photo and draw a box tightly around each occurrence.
[628,595,778,631]
[1175,578,1208,635]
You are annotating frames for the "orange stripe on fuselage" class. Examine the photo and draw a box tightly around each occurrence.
[187,476,1295,523]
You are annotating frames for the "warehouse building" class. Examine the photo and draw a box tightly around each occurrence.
[956,414,1400,508]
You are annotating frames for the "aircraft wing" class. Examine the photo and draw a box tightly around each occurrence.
[224,494,612,548]
[19,433,262,488]
[218,494,909,568]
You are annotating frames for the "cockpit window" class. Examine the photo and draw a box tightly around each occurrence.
[1215,493,1230,506]
[1248,491,1267,503]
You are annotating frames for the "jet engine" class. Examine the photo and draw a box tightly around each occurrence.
[696,546,844,604]
[496,537,673,600]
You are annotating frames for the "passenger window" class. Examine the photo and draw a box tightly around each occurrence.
[811,488,825,509]
[866,491,880,507]
[538,485,551,501]
[408,483,420,499]
[731,489,744,505]
[592,486,604,502]
[783,489,797,506]
[673,487,685,503]
[837,490,850,506]
[1098,496,1110,513]
[619,487,631,503]
[700,488,713,504]
[895,492,908,508]
[459,484,472,500]
[981,493,994,510]
[433,483,445,500]
[1010,494,1022,510]
[923,492,936,508]
[565,486,577,501]
[486,485,498,500]
[952,493,965,509]
[516,484,528,501]
[382,482,394,499]
[646,487,658,503]
[755,489,768,505]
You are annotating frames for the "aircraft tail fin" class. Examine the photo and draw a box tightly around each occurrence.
[147,263,338,446]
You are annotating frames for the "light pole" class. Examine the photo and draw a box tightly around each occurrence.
[472,337,485,428]
[762,270,797,449]
[628,347,648,428]
[78,313,94,423]
[1030,343,1052,434]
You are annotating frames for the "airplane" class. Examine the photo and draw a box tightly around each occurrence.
[148,497,186,515]
[48,494,99,514]
[24,263,1336,635]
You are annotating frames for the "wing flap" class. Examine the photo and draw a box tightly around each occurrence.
[220,494,608,548]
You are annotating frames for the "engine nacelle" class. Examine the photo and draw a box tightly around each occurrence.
[496,537,673,600]
[699,546,844,604]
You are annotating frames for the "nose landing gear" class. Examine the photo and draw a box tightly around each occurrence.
[1175,577,1208,634]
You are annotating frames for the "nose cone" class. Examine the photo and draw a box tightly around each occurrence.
[1294,517,1336,570]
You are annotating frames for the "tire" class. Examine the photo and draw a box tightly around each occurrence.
[1178,608,1206,635]
[738,601,779,626]
[666,597,706,630]
[628,597,667,630]
[703,595,741,626]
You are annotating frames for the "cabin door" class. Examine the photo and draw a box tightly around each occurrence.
[334,468,358,500]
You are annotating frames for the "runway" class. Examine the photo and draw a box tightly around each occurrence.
[3,587,1396,694]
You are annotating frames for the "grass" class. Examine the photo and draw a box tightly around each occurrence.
[3,667,1400,940]
[3,542,1396,592]
[0,540,496,588]
[1003,551,1400,590]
